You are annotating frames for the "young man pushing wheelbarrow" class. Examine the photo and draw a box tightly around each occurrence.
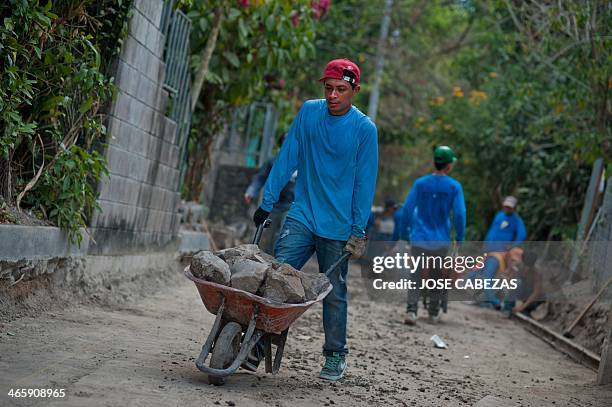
[251,58,378,381]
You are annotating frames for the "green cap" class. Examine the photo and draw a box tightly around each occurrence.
[433,145,457,165]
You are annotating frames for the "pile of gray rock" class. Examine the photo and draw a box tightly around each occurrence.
[190,244,330,304]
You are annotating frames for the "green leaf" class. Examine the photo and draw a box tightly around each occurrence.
[79,96,94,114]
[228,8,241,21]
[265,15,275,31]
[238,18,248,39]
[223,51,240,68]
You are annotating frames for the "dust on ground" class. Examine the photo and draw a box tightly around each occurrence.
[1,260,611,407]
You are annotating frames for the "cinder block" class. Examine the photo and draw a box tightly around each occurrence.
[150,112,164,137]
[127,127,149,157]
[155,31,166,59]
[139,183,154,209]
[128,154,151,183]
[106,145,131,178]
[125,97,146,130]
[136,75,158,109]
[129,10,149,48]
[147,134,163,161]
[108,176,141,207]
[114,93,151,133]
[97,176,112,200]
[158,166,180,191]
[160,116,178,144]
[134,0,163,29]
[106,117,123,146]
[115,60,130,92]
[168,144,181,169]
[120,36,139,70]
[96,200,136,230]
[145,18,165,58]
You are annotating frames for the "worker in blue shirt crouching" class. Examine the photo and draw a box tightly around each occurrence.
[251,58,378,381]
[399,146,466,325]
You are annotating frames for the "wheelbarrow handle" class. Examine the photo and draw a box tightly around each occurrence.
[324,251,351,277]
[253,218,272,245]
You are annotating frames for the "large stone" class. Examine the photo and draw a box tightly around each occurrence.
[229,259,269,294]
[190,250,231,286]
[216,244,261,263]
[300,272,331,301]
[262,263,305,304]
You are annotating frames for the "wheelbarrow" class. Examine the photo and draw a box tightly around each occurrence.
[185,220,349,385]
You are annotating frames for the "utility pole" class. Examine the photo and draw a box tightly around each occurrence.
[367,0,393,123]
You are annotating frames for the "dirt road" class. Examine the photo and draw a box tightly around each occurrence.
[1,261,611,406]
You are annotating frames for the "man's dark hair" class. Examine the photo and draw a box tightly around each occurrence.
[434,162,449,171]
[342,69,357,89]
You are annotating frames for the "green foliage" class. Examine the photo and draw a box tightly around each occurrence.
[0,0,132,243]
[32,145,108,234]
[189,0,316,105]
[183,0,318,200]
[295,0,609,240]
[411,1,611,240]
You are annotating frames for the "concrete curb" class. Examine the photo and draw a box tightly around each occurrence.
[0,225,89,261]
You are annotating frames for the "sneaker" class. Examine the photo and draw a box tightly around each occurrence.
[319,353,346,381]
[429,311,441,324]
[404,312,417,325]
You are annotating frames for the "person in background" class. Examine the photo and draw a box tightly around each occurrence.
[469,247,523,310]
[504,250,544,317]
[366,199,399,241]
[399,146,466,325]
[251,58,378,381]
[484,196,526,253]
[244,135,296,255]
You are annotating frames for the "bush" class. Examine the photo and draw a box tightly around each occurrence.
[0,0,131,244]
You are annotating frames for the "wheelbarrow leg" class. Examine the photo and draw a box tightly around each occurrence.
[272,329,289,375]
[195,298,225,371]
[264,335,273,374]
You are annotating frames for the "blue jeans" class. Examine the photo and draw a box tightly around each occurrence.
[274,217,349,356]
[467,256,501,307]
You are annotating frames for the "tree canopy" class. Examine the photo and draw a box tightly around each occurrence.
[185,0,611,240]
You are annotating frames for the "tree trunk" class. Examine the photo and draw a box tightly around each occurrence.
[0,157,13,205]
[191,5,224,112]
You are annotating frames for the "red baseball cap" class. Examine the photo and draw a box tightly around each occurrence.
[319,58,361,87]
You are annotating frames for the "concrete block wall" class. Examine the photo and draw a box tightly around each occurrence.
[89,0,182,255]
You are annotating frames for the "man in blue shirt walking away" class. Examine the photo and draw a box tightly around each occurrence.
[252,58,378,381]
[399,146,466,325]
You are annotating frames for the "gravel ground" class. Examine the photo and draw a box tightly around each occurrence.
[0,260,611,406]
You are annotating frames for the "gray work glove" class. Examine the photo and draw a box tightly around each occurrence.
[345,236,367,258]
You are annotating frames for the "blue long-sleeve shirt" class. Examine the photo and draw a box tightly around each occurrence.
[399,174,466,249]
[262,99,378,240]
[484,211,526,252]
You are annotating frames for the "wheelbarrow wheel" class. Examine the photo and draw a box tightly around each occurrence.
[208,322,242,385]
